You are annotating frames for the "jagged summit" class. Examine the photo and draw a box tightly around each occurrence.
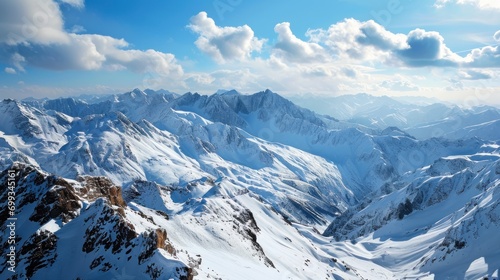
[0,162,193,279]
[213,89,240,96]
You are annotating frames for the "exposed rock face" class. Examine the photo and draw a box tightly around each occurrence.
[155,228,176,255]
[81,199,136,254]
[78,176,127,208]
[0,163,191,279]
[29,176,81,224]
[234,209,275,268]
[396,199,413,220]
[20,230,58,278]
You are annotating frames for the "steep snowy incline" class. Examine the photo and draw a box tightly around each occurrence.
[0,99,70,168]
[42,111,206,186]
[2,96,356,225]
[0,163,374,280]
[163,90,497,196]
[12,89,499,199]
[1,88,499,279]
[323,153,500,279]
[123,174,369,280]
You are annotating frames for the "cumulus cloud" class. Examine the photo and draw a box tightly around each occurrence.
[464,45,500,68]
[273,22,328,63]
[302,19,500,68]
[304,19,404,62]
[435,0,500,10]
[188,18,500,97]
[0,0,68,45]
[395,29,461,67]
[188,12,265,63]
[446,78,464,90]
[307,19,367,60]
[356,20,407,51]
[0,0,182,77]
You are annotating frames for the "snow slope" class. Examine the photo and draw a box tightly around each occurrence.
[0,89,499,279]
[324,154,500,279]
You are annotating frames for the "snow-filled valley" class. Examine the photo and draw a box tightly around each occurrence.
[0,89,499,279]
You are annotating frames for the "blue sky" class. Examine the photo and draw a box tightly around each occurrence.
[1,0,499,106]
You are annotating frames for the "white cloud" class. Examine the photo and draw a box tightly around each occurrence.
[303,19,499,68]
[273,22,328,63]
[380,79,419,91]
[188,12,265,63]
[435,0,500,10]
[0,0,68,45]
[494,30,500,42]
[4,67,16,74]
[12,53,26,72]
[0,0,182,77]
[357,20,408,51]
[458,69,492,80]
[59,0,85,9]
[464,46,500,67]
[70,25,86,33]
[178,17,500,98]
[305,19,403,62]
[395,29,461,67]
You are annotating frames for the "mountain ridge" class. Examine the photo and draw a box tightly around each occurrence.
[1,88,499,279]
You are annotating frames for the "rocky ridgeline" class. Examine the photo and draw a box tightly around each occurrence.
[0,163,193,280]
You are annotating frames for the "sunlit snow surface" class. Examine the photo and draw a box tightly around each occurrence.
[0,90,499,279]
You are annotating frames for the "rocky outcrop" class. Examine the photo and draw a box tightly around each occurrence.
[78,176,127,207]
[20,230,58,278]
[0,163,191,279]
[233,209,275,268]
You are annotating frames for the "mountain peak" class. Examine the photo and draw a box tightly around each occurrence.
[124,88,147,99]
[214,89,240,96]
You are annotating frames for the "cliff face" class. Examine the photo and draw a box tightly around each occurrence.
[0,163,192,280]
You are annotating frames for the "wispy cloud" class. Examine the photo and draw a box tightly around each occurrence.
[70,25,86,33]
[59,0,85,9]
[435,0,500,10]
[494,30,500,41]
[380,78,420,91]
[4,67,16,74]
[458,69,492,80]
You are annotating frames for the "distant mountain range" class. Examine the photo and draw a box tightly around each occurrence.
[1,89,498,279]
[291,93,500,141]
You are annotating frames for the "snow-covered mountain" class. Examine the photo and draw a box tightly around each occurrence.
[292,93,500,141]
[1,89,499,279]
[0,163,192,279]
[323,152,500,279]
